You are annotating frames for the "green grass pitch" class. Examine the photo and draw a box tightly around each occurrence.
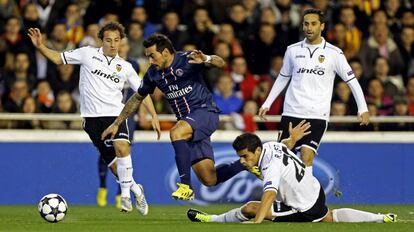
[1,204,413,232]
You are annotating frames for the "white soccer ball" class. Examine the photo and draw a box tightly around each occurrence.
[38,193,68,223]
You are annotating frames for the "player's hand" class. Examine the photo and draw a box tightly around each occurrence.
[258,107,269,121]
[151,116,161,140]
[289,120,311,142]
[187,50,206,64]
[101,123,119,140]
[358,111,370,126]
[27,28,43,48]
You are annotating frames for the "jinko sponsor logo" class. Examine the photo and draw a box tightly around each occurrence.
[166,146,340,205]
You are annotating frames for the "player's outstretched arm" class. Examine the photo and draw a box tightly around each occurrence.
[187,50,226,68]
[142,95,161,140]
[251,190,276,224]
[281,120,311,150]
[27,28,63,65]
[101,93,146,140]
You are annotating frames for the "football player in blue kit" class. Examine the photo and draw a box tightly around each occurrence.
[102,33,249,200]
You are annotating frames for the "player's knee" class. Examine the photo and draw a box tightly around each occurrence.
[199,176,217,187]
[114,142,130,156]
[241,202,259,218]
[170,128,191,141]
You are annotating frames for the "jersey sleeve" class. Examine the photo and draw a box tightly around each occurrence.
[279,48,294,77]
[137,72,156,96]
[125,63,142,92]
[334,51,355,82]
[60,47,87,65]
[261,145,283,193]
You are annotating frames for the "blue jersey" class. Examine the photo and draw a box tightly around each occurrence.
[138,52,220,119]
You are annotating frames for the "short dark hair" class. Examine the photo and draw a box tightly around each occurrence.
[98,22,126,40]
[143,33,175,54]
[232,133,262,153]
[303,8,325,24]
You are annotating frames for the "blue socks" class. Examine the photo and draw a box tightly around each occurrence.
[215,160,245,185]
[172,140,192,187]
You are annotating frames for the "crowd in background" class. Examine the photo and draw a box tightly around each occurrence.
[0,0,413,131]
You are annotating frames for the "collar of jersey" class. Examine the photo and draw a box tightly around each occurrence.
[97,47,120,59]
[301,37,326,49]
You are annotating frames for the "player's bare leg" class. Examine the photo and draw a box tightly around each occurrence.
[300,146,315,167]
[170,121,195,200]
[192,159,217,186]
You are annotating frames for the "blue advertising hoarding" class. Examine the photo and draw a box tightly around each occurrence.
[0,142,413,205]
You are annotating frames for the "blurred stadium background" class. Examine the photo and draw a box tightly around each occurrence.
[0,0,413,230]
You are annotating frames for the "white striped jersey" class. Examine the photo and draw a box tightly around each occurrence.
[278,38,359,120]
[259,141,321,212]
[61,46,141,117]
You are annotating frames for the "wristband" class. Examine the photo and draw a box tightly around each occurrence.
[204,55,212,63]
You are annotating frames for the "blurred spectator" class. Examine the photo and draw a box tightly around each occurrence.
[371,9,388,26]
[263,0,301,28]
[312,0,335,31]
[382,96,414,131]
[406,76,414,115]
[63,3,85,45]
[252,75,282,130]
[383,0,403,35]
[15,96,41,129]
[371,56,403,96]
[332,81,357,115]
[21,3,42,31]
[47,23,75,52]
[213,24,244,57]
[43,90,80,129]
[204,41,230,89]
[365,78,394,116]
[3,52,36,92]
[79,23,101,47]
[396,26,414,81]
[127,21,145,62]
[238,99,259,132]
[159,11,187,50]
[356,101,380,131]
[182,43,197,52]
[243,23,282,75]
[33,80,54,113]
[48,64,79,96]
[98,12,119,27]
[328,101,352,131]
[213,73,243,115]
[230,56,258,100]
[359,23,404,77]
[400,9,413,28]
[130,6,157,39]
[186,7,217,54]
[337,7,362,59]
[2,79,29,112]
[349,57,368,91]
[33,0,70,32]
[0,0,19,32]
[242,0,261,25]
[1,16,31,55]
[227,3,252,42]
[269,55,283,81]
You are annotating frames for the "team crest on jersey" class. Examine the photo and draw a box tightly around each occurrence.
[175,68,184,76]
[318,55,325,63]
[116,64,122,72]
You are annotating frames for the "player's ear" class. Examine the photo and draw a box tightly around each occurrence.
[255,147,262,156]
[161,48,170,58]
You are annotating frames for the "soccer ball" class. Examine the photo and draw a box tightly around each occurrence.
[38,193,68,223]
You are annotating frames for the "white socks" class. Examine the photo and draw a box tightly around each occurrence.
[117,155,134,198]
[211,208,249,223]
[130,180,143,197]
[332,208,384,223]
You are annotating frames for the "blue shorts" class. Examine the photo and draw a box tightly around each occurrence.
[182,109,219,164]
